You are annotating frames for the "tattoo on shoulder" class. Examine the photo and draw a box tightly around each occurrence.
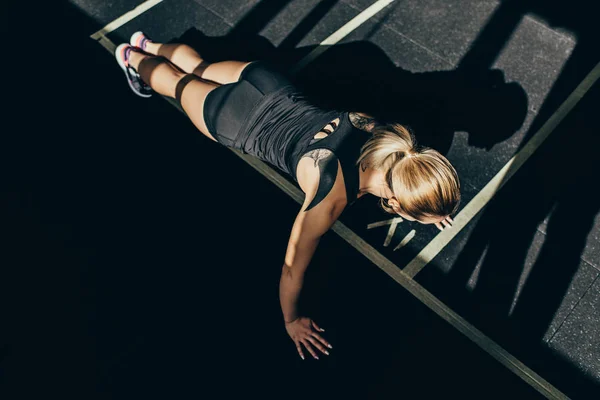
[306,148,334,166]
[302,149,338,212]
[349,112,376,132]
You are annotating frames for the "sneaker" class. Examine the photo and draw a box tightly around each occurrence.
[130,31,152,51]
[114,43,153,98]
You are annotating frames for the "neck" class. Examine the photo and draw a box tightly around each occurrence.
[358,167,391,199]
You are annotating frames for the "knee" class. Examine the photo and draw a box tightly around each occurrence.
[137,57,187,95]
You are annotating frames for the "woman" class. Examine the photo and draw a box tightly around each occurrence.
[115,32,460,361]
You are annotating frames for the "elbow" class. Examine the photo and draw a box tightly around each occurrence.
[281,264,304,285]
[282,264,294,279]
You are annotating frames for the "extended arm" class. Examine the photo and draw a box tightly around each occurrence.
[279,197,337,324]
[280,149,345,359]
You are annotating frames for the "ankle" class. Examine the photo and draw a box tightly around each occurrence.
[144,41,158,54]
[128,49,147,70]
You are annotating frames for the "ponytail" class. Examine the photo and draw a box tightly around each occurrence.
[357,124,460,218]
[357,123,416,172]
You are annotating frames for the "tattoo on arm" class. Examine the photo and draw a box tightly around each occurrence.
[303,149,338,212]
[349,112,377,132]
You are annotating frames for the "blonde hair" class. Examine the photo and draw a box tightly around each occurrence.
[357,123,460,219]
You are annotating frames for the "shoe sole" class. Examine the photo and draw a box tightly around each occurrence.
[115,43,152,98]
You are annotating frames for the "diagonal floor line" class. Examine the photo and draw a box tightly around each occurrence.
[89,0,163,40]
[403,60,600,279]
[90,1,571,398]
[394,229,415,251]
[289,0,394,74]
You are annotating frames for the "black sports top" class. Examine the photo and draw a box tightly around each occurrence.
[235,85,370,205]
[299,112,371,205]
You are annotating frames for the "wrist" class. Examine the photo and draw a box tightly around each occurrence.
[284,316,299,324]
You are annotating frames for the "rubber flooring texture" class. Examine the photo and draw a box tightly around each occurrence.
[1,0,599,398]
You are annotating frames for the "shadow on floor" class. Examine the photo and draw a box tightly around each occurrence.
[2,0,598,398]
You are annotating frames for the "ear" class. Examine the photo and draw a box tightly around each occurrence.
[387,197,401,213]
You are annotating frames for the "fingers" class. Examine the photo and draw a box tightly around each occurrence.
[295,342,305,360]
[310,320,332,353]
[311,332,333,351]
[436,216,455,231]
[301,339,320,359]
[311,320,325,332]
[292,320,333,360]
[306,336,329,356]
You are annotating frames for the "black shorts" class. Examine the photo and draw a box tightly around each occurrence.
[203,61,293,147]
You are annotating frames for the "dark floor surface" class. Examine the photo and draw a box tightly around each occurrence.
[2,0,600,398]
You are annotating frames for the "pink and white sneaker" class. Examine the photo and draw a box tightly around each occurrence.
[114,43,153,98]
[130,31,152,51]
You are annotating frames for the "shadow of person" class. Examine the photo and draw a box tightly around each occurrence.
[173,28,528,156]
[288,42,528,155]
[177,28,280,65]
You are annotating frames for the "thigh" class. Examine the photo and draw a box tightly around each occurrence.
[178,77,221,142]
[201,61,292,92]
[199,61,253,85]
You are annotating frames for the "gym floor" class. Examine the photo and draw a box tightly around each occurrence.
[2,0,599,398]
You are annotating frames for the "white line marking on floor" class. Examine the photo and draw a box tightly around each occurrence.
[289,0,395,74]
[394,229,415,251]
[90,0,163,40]
[383,222,398,247]
[367,217,403,229]
[403,59,600,279]
[97,35,117,53]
